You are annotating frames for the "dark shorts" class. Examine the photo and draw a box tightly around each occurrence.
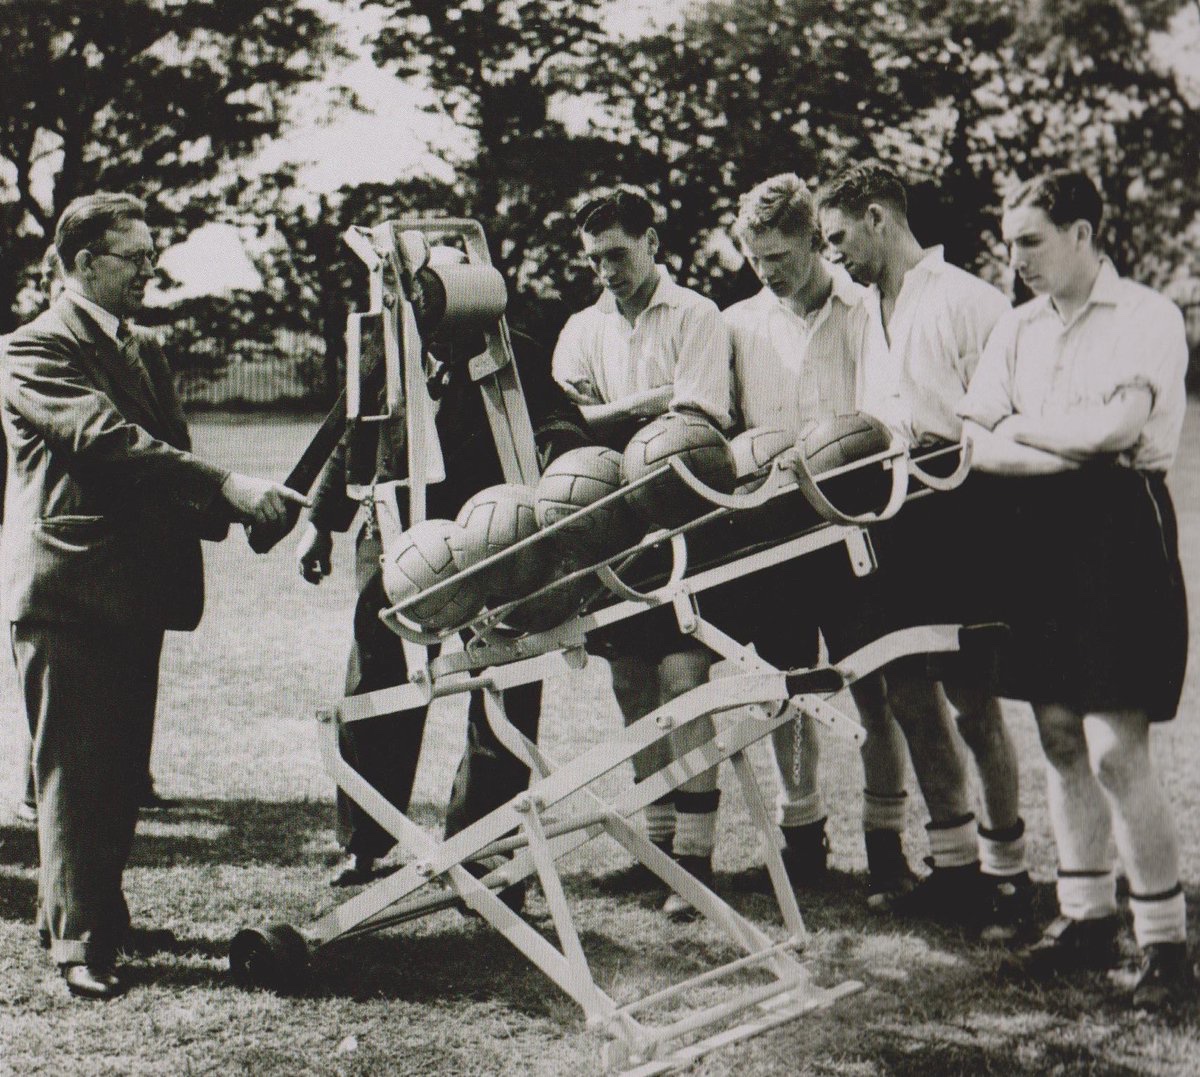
[986,468,1187,721]
[584,542,703,662]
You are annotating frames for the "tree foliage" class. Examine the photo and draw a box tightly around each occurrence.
[0,0,340,328]
[585,0,1200,307]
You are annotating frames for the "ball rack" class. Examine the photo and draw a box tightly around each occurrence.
[230,217,980,1075]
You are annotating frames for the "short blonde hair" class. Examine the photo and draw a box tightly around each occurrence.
[733,174,817,242]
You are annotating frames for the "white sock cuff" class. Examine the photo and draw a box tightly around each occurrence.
[778,791,824,830]
[674,810,717,858]
[1057,869,1118,921]
[926,815,978,869]
[1130,885,1187,947]
[862,790,907,833]
[978,820,1027,878]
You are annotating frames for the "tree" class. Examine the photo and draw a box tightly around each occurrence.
[366,0,633,342]
[594,0,1200,302]
[0,0,341,328]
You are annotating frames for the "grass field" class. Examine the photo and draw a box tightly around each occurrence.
[2,408,1200,1075]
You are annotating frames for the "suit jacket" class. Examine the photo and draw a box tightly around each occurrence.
[309,329,590,533]
[0,296,230,631]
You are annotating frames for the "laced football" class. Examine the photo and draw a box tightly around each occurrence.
[728,426,794,491]
[621,412,737,529]
[796,412,895,517]
[382,519,485,631]
[451,483,552,600]
[535,445,643,562]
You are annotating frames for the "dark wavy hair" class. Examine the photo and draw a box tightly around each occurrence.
[816,161,908,218]
[1004,170,1103,237]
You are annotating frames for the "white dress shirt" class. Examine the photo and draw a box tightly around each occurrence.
[866,247,1010,445]
[724,264,885,438]
[958,259,1188,472]
[552,265,733,429]
[64,283,123,343]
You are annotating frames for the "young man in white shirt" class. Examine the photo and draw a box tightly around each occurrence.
[553,188,733,919]
[960,170,1192,1008]
[702,172,915,898]
[817,162,1030,935]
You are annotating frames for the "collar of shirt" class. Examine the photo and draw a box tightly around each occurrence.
[1018,257,1121,327]
[64,284,123,344]
[755,260,865,324]
[869,245,948,307]
[596,264,681,319]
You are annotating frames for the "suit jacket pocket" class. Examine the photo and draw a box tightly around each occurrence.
[37,513,114,547]
[27,514,139,625]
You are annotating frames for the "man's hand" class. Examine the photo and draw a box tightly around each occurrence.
[296,523,333,584]
[220,472,312,526]
[563,377,601,406]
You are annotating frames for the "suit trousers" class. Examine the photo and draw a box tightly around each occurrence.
[10,621,163,966]
[336,532,540,858]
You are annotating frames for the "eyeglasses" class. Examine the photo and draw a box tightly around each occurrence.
[96,249,157,270]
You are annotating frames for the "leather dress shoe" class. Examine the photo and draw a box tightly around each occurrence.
[62,963,125,1000]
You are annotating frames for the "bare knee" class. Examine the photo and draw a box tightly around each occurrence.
[609,658,656,721]
[1034,705,1088,773]
[1087,714,1151,801]
[658,648,711,701]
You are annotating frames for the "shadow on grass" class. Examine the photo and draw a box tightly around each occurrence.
[4,800,339,872]
[0,869,36,921]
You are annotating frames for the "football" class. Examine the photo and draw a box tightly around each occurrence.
[796,412,895,516]
[451,483,552,599]
[534,445,642,561]
[621,412,737,529]
[381,518,485,631]
[801,413,892,476]
[728,426,794,491]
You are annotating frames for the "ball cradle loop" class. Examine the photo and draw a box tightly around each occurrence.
[621,412,737,529]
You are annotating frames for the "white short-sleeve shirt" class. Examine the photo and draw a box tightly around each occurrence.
[866,247,1011,445]
[724,265,885,439]
[957,259,1188,472]
[551,265,733,429]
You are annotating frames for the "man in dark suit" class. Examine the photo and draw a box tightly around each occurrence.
[0,191,307,999]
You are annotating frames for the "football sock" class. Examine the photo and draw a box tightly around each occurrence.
[978,818,1027,878]
[926,813,978,869]
[1057,867,1119,921]
[1130,883,1187,946]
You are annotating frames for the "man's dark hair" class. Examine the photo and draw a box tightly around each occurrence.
[816,161,908,218]
[573,187,656,237]
[55,192,147,272]
[1004,170,1103,238]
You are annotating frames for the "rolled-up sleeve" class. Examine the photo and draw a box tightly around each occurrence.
[669,300,734,430]
[1099,295,1188,409]
[957,313,1019,431]
[551,313,591,396]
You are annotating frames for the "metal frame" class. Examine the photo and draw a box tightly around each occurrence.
[232,216,981,1072]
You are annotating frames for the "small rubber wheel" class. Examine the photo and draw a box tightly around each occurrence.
[229,923,309,992]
